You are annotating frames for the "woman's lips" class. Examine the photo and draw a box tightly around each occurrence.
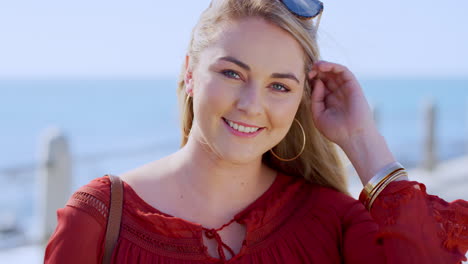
[222,117,265,138]
[223,117,263,128]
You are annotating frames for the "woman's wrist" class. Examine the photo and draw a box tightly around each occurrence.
[340,128,397,186]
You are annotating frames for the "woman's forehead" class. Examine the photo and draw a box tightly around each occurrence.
[200,17,306,76]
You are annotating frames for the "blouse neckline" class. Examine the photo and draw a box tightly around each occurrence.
[118,171,307,261]
[121,170,286,227]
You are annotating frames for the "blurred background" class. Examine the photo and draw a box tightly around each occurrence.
[1,0,467,262]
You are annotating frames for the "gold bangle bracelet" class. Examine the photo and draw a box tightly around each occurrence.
[367,170,408,211]
[364,162,404,197]
[367,170,407,210]
[363,162,404,207]
[366,168,404,203]
[366,169,408,209]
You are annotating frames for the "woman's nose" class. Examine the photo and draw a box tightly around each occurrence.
[236,82,263,116]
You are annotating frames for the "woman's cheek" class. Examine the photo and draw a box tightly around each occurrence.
[209,78,237,103]
[271,98,301,127]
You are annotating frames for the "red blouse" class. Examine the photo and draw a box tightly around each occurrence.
[45,173,468,263]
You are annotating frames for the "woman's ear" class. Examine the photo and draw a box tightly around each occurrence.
[184,55,194,96]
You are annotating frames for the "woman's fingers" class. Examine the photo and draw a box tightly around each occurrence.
[308,69,318,79]
[314,60,347,74]
[312,61,355,88]
[310,78,327,118]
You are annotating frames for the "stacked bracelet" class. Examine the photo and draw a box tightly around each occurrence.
[362,162,409,211]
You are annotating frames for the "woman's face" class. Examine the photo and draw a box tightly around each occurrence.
[187,17,306,164]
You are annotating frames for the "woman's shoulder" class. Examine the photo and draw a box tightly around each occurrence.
[275,177,372,249]
[64,175,113,225]
[69,175,112,203]
[273,174,362,215]
[300,179,368,222]
[305,179,361,206]
[45,176,112,263]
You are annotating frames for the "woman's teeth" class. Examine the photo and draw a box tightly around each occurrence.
[226,119,260,133]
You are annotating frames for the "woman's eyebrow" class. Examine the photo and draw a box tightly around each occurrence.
[218,56,251,71]
[271,73,299,84]
[218,56,300,84]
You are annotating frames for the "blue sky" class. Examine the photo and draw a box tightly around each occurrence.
[0,0,467,79]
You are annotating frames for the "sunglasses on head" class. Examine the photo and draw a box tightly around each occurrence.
[280,0,323,19]
[280,0,324,28]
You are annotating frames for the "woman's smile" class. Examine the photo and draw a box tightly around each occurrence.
[222,117,266,138]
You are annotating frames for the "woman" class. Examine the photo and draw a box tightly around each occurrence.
[44,0,468,263]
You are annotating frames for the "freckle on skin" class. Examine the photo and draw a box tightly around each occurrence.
[180,195,183,199]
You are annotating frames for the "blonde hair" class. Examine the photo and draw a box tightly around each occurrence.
[177,0,349,195]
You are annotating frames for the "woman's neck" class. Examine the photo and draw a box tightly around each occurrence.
[172,137,276,218]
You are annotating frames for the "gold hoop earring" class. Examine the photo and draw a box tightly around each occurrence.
[184,95,192,138]
[269,118,306,162]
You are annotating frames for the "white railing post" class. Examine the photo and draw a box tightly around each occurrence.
[37,127,72,243]
[421,99,437,171]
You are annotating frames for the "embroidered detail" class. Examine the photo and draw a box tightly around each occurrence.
[71,191,109,219]
[369,180,468,254]
[372,182,419,225]
[427,194,468,252]
[67,191,109,225]
[122,222,204,254]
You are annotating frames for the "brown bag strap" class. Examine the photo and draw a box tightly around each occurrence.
[103,174,123,264]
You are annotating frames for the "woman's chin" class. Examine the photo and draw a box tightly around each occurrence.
[217,150,262,165]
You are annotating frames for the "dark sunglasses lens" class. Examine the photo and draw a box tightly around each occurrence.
[281,0,323,19]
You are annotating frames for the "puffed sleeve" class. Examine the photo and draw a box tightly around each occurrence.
[44,205,106,263]
[343,180,467,264]
[44,177,111,264]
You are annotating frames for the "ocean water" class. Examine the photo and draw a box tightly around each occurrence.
[0,79,467,246]
[361,79,468,165]
[0,79,180,168]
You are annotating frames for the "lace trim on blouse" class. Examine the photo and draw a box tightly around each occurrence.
[428,192,468,253]
[367,180,468,256]
[121,220,207,260]
[66,185,110,227]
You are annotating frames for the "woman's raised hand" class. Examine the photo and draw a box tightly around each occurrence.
[308,61,377,148]
[309,61,398,185]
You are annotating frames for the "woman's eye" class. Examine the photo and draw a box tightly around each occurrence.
[271,83,290,92]
[221,70,241,79]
